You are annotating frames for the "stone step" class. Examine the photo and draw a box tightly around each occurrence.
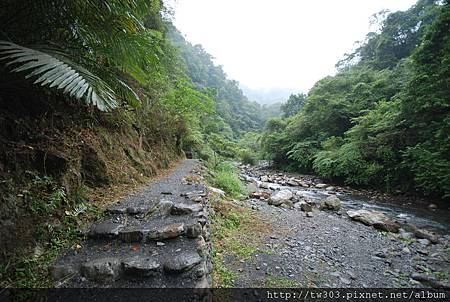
[89,218,205,242]
[52,236,211,286]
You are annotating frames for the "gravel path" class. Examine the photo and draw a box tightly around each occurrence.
[51,159,213,291]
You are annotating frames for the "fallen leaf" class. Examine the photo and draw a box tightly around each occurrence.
[131,243,140,251]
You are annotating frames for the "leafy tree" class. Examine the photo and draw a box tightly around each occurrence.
[281,93,306,117]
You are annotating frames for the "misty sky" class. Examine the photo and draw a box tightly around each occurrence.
[172,0,417,94]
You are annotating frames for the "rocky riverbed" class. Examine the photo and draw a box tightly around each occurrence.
[218,164,450,288]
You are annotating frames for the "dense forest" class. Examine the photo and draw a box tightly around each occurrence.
[260,0,450,200]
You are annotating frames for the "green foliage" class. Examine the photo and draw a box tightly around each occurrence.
[260,0,450,199]
[209,162,246,198]
[0,42,121,111]
[281,93,306,117]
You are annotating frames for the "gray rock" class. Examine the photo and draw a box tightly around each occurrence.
[287,180,299,186]
[269,190,293,206]
[119,227,146,242]
[81,257,121,282]
[259,182,270,189]
[88,221,123,239]
[417,239,430,246]
[320,196,341,211]
[164,252,202,273]
[148,223,185,240]
[171,203,203,215]
[105,205,127,214]
[414,229,438,244]
[300,202,313,212]
[315,183,328,188]
[186,223,203,238]
[306,212,314,218]
[347,209,387,226]
[126,205,152,215]
[147,200,173,218]
[402,247,411,254]
[261,175,269,182]
[122,256,160,277]
[268,183,281,190]
[50,264,79,281]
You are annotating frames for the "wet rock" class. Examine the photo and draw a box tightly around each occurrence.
[287,179,299,186]
[148,223,185,240]
[373,220,400,233]
[171,203,203,215]
[315,183,328,189]
[81,258,121,282]
[186,223,203,238]
[259,182,270,189]
[428,203,438,210]
[268,183,281,190]
[88,221,123,239]
[269,190,293,206]
[261,175,269,182]
[119,227,145,242]
[164,252,202,273]
[50,264,79,281]
[122,256,160,277]
[326,186,335,191]
[414,229,439,244]
[320,196,341,211]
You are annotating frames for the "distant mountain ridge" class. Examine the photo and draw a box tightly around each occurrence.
[240,85,296,105]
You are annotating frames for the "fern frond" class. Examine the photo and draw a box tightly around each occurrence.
[0,41,119,111]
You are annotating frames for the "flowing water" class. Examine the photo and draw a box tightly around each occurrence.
[244,172,450,234]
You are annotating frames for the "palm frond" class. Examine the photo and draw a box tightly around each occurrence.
[0,41,119,111]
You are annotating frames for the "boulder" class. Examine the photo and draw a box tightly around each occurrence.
[414,229,439,244]
[347,209,387,226]
[287,179,299,187]
[259,182,270,189]
[347,209,399,233]
[373,220,400,233]
[261,175,269,182]
[268,183,281,190]
[315,183,328,189]
[269,190,293,206]
[320,196,341,211]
